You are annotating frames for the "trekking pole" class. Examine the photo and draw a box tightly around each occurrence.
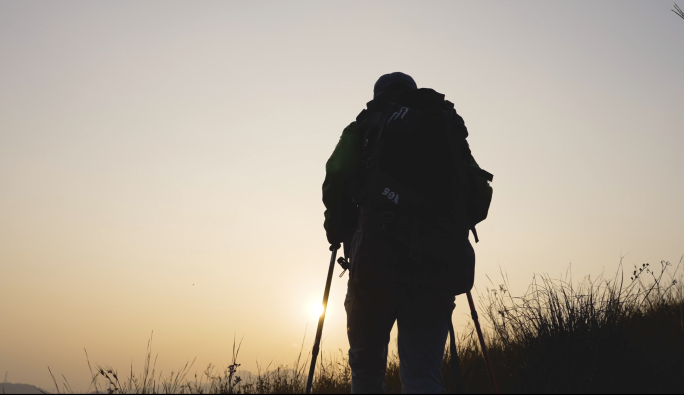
[466,291,500,394]
[305,244,339,395]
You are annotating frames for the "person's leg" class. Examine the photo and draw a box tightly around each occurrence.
[346,280,398,394]
[396,286,454,394]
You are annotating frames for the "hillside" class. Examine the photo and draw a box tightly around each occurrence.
[1,382,49,394]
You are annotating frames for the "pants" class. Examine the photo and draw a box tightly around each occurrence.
[345,280,455,394]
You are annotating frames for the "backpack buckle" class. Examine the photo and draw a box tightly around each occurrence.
[337,257,349,278]
[365,158,374,169]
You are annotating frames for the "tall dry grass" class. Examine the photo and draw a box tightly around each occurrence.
[454,257,684,393]
[48,257,684,394]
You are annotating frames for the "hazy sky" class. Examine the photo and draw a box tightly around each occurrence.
[1,1,683,390]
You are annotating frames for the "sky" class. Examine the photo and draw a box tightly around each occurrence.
[1,1,683,391]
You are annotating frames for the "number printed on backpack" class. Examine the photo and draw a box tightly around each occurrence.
[382,188,399,204]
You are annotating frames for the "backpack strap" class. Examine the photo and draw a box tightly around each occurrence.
[441,110,468,187]
[472,167,494,182]
[442,110,480,242]
[365,102,402,170]
[346,104,397,205]
[356,109,368,124]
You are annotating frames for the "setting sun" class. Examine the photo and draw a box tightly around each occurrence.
[310,302,325,319]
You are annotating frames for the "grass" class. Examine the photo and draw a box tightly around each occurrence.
[48,257,684,394]
[467,257,684,393]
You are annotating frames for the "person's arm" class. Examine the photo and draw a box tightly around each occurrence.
[322,121,361,245]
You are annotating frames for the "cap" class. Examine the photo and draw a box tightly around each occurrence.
[373,72,417,97]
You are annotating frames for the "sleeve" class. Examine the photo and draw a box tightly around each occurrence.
[322,121,361,244]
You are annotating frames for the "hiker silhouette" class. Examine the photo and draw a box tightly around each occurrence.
[322,72,493,394]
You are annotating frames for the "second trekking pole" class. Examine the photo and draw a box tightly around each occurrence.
[466,291,500,394]
[305,244,339,395]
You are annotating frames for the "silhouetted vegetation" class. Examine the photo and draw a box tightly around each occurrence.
[455,258,684,393]
[49,258,683,394]
[674,3,684,20]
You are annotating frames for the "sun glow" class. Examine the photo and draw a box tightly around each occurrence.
[310,302,325,319]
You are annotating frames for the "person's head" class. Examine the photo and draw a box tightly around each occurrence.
[373,72,417,98]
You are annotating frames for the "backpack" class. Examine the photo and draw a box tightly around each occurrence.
[348,88,493,295]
